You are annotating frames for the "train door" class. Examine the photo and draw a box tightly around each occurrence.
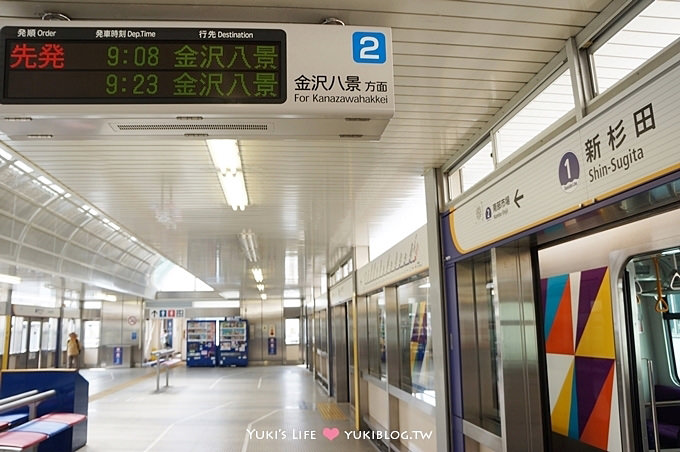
[623,247,680,451]
[331,303,349,402]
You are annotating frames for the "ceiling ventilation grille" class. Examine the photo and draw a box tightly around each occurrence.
[113,123,270,131]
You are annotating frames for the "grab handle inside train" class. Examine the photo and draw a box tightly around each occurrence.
[652,256,669,313]
[669,252,680,291]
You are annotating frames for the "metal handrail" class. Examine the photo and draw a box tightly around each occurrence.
[0,389,56,420]
[151,349,178,391]
[645,399,680,408]
[0,390,38,406]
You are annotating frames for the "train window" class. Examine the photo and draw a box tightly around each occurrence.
[367,292,387,380]
[461,142,494,191]
[591,1,680,96]
[397,276,435,405]
[495,69,574,164]
[629,249,680,382]
[446,169,462,201]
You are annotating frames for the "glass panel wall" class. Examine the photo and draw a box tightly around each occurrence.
[397,276,435,405]
[10,317,27,354]
[367,292,386,380]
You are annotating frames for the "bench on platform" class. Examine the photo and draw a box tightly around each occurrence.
[0,390,86,452]
[0,391,39,432]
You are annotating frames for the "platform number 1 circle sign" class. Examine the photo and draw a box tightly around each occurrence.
[353,32,387,64]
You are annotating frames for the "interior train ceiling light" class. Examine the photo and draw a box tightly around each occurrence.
[238,230,258,263]
[208,139,248,211]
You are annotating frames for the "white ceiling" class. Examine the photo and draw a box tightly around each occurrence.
[0,0,614,300]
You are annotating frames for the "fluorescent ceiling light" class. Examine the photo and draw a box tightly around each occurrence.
[217,171,248,211]
[219,290,240,299]
[239,230,258,263]
[209,140,249,211]
[285,253,299,284]
[256,284,265,292]
[0,148,12,160]
[13,160,33,173]
[194,300,240,308]
[207,139,241,174]
[0,274,21,285]
[284,289,300,298]
[81,205,99,216]
[252,267,264,283]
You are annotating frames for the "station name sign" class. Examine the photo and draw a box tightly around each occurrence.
[447,54,680,253]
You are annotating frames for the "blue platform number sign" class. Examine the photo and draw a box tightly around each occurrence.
[352,32,386,64]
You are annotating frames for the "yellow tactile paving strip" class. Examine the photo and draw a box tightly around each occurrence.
[89,361,184,401]
[316,402,346,420]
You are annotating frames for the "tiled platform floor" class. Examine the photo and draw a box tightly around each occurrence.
[79,365,378,452]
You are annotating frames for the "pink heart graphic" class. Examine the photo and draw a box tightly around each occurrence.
[323,427,340,441]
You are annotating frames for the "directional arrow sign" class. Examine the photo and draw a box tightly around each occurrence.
[514,189,524,208]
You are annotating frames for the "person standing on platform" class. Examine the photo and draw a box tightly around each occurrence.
[67,332,81,369]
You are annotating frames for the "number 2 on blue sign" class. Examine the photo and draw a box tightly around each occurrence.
[353,32,386,64]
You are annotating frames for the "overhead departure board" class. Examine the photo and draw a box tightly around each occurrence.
[0,26,286,104]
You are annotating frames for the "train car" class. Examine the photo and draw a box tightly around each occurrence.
[441,41,680,452]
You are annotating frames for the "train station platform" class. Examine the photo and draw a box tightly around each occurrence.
[79,365,376,452]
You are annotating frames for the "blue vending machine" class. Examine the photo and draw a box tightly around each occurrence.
[218,318,248,367]
[186,320,216,367]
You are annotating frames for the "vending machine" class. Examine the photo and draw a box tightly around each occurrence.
[186,320,216,367]
[218,318,248,367]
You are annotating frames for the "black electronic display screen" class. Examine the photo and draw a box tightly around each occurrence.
[0,26,286,104]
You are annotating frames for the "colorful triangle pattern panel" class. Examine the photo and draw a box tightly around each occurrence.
[544,274,569,341]
[575,267,608,348]
[542,266,619,451]
[575,268,615,359]
[546,276,574,355]
[575,357,615,439]
[580,361,615,450]
[551,359,575,436]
